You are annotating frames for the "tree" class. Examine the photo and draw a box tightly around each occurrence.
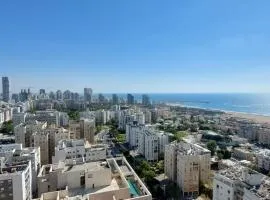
[207,140,217,156]
[0,120,13,134]
[174,131,188,142]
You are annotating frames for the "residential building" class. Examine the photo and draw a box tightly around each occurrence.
[0,143,41,195]
[56,90,63,100]
[37,157,151,200]
[144,110,152,124]
[256,149,270,173]
[213,166,270,200]
[138,129,159,162]
[12,112,27,127]
[31,131,49,165]
[165,141,211,198]
[63,90,71,100]
[52,139,107,164]
[84,88,92,102]
[127,94,134,105]
[95,109,107,125]
[69,120,81,139]
[233,146,254,161]
[2,76,9,102]
[126,121,145,148]
[0,160,32,200]
[80,118,96,144]
[15,121,47,147]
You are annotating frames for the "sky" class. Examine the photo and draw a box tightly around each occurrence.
[0,0,270,94]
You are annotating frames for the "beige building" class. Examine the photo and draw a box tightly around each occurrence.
[69,118,96,143]
[69,120,81,139]
[233,146,254,161]
[15,121,47,147]
[165,140,211,199]
[37,157,152,200]
[31,131,50,165]
[80,118,95,144]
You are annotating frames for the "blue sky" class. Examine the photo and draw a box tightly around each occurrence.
[0,0,270,93]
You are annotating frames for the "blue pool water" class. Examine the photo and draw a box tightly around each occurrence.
[128,180,140,197]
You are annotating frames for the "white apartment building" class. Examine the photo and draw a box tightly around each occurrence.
[126,122,170,161]
[0,107,13,122]
[52,139,107,164]
[165,141,211,199]
[0,143,41,194]
[95,109,108,125]
[256,149,270,173]
[26,110,60,126]
[213,166,270,200]
[126,121,145,148]
[37,157,152,200]
[15,121,47,147]
[138,129,159,162]
[0,160,32,200]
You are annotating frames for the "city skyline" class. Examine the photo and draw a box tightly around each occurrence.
[1,1,270,93]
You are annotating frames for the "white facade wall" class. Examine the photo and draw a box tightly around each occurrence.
[0,161,32,200]
[213,174,235,200]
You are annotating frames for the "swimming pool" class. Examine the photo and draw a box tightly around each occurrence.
[128,180,140,197]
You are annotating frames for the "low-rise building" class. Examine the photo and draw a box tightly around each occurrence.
[213,166,270,200]
[233,146,254,161]
[256,149,270,173]
[37,157,152,200]
[52,139,107,164]
[0,160,32,200]
[0,143,41,194]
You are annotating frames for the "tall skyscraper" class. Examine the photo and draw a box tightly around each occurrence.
[142,94,150,106]
[84,88,92,102]
[127,93,135,105]
[112,94,119,105]
[2,77,9,102]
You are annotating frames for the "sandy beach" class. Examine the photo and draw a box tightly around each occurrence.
[225,111,270,124]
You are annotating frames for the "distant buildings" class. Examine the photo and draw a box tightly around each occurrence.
[112,94,119,105]
[84,88,92,102]
[142,94,150,106]
[2,77,9,102]
[213,166,270,200]
[165,140,211,199]
[56,90,62,100]
[127,94,135,105]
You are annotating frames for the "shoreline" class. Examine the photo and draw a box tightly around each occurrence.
[165,103,270,124]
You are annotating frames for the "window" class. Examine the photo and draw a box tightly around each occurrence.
[217,185,219,188]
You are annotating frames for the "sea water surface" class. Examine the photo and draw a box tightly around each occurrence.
[111,93,270,116]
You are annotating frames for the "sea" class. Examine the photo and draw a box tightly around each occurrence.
[106,93,270,116]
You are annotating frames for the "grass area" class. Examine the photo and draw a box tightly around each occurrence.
[116,133,126,143]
